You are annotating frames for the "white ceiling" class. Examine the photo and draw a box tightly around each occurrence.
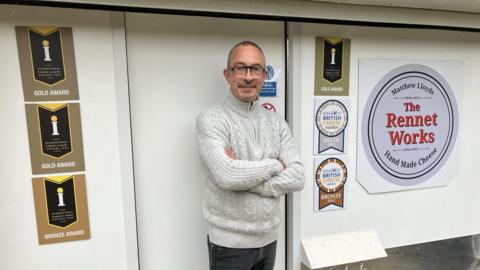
[34,0,480,29]
[43,0,480,14]
[309,0,480,14]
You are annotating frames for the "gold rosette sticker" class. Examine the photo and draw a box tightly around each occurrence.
[315,158,347,210]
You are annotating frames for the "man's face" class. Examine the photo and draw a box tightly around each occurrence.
[223,45,266,103]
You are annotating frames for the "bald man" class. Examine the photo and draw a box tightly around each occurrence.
[196,41,304,270]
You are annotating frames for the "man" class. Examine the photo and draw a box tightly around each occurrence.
[196,41,304,270]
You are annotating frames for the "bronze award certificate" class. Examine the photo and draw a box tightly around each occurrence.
[32,174,90,245]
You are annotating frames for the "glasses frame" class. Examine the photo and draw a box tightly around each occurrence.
[228,65,267,77]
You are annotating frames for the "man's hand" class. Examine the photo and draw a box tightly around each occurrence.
[224,148,237,160]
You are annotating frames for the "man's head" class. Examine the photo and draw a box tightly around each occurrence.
[224,41,266,103]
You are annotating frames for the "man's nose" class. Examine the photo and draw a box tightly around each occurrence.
[244,68,254,79]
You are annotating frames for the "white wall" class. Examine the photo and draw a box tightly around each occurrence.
[0,5,135,270]
[289,21,480,268]
[2,3,480,270]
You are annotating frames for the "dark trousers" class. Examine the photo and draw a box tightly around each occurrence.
[207,237,277,270]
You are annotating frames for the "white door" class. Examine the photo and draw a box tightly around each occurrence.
[126,13,286,270]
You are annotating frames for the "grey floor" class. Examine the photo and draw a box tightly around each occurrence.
[322,235,480,270]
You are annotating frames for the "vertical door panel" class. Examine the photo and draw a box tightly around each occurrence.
[126,13,286,270]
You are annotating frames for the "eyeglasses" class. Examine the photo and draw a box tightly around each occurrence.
[229,66,266,77]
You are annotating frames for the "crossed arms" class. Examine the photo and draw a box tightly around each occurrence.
[196,113,304,197]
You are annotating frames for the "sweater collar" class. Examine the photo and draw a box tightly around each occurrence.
[225,90,261,117]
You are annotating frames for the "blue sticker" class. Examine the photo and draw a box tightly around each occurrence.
[261,65,277,97]
[260,82,277,97]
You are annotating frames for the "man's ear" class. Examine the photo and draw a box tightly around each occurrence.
[223,68,230,80]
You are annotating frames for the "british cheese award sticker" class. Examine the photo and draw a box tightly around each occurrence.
[314,99,349,155]
[314,157,348,211]
[358,63,459,192]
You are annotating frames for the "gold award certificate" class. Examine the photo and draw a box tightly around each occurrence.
[314,37,350,96]
[25,103,85,174]
[16,26,79,101]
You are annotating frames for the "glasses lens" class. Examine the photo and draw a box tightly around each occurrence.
[232,66,247,76]
[250,66,264,76]
[230,66,265,77]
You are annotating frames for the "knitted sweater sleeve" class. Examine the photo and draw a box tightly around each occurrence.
[249,119,305,197]
[196,112,283,191]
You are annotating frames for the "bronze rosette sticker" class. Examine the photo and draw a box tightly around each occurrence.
[316,158,347,210]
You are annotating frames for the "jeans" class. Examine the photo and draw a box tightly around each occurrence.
[207,237,277,270]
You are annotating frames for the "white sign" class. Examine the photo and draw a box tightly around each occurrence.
[357,60,462,193]
[301,229,386,269]
[259,97,283,117]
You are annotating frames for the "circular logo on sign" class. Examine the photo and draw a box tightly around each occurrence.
[315,158,347,193]
[362,64,458,186]
[316,100,348,137]
[266,65,274,80]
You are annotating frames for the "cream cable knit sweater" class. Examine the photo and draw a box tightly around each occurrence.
[196,92,304,248]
